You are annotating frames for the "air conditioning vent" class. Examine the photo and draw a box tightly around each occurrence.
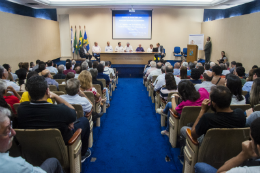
[26,3,39,6]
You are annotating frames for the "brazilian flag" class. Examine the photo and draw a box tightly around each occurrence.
[83,30,89,51]
[78,30,83,54]
[73,30,78,55]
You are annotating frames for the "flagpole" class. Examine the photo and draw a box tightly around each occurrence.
[71,26,74,60]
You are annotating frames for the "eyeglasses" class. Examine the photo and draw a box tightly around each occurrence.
[0,121,13,137]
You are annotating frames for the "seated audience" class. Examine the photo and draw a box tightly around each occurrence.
[249,77,260,107]
[0,65,20,92]
[46,60,58,74]
[180,86,246,143]
[187,62,195,76]
[17,76,91,162]
[88,61,93,71]
[234,66,246,85]
[179,66,188,80]
[226,74,246,105]
[62,72,75,84]
[229,61,236,74]
[15,62,23,74]
[148,62,162,81]
[32,59,40,71]
[160,73,178,100]
[157,80,209,136]
[53,63,57,69]
[78,70,102,102]
[209,62,215,71]
[197,66,205,78]
[225,61,230,70]
[20,71,53,104]
[195,117,260,173]
[173,62,180,75]
[0,81,20,113]
[29,61,35,71]
[0,106,64,173]
[190,68,202,84]
[195,71,215,93]
[104,61,115,78]
[93,61,99,69]
[81,61,88,71]
[204,63,210,73]
[90,69,110,107]
[145,61,157,77]
[181,62,188,68]
[60,78,93,116]
[63,63,76,75]
[220,63,230,75]
[3,64,17,81]
[211,65,225,86]
[53,65,66,79]
[16,67,27,87]
[243,68,260,92]
[195,63,203,69]
[97,64,110,86]
[35,61,46,74]
[71,60,76,69]
[42,69,59,90]
[74,66,81,79]
[217,51,227,63]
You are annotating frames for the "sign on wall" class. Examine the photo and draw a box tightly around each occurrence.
[189,34,204,50]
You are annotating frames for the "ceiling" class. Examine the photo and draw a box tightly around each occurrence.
[7,0,255,9]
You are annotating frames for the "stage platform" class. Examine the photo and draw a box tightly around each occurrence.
[53,58,180,78]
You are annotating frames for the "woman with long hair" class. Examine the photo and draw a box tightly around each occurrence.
[250,78,260,107]
[218,51,227,63]
[226,74,245,105]
[156,80,209,136]
[160,73,178,100]
[243,68,257,92]
[179,66,188,80]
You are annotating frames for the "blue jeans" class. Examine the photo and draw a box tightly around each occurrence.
[73,117,90,155]
[194,163,217,173]
[163,102,172,132]
[40,158,64,173]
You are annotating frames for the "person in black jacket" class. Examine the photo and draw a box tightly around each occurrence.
[80,43,92,61]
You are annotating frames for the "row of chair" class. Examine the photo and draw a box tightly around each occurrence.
[8,68,118,173]
[143,74,259,173]
[173,47,187,58]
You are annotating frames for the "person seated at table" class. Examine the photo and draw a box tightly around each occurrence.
[136,44,144,52]
[190,68,202,84]
[92,42,101,62]
[80,43,92,61]
[147,44,153,53]
[154,43,165,60]
[105,41,113,52]
[115,42,124,52]
[124,42,133,52]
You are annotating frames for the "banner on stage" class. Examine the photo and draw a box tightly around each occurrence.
[188,34,204,50]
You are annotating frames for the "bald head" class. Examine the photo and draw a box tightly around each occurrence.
[41,69,51,78]
[203,71,213,81]
[166,65,174,73]
[156,62,162,69]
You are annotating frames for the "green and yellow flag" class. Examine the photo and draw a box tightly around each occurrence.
[78,29,83,54]
[73,28,78,55]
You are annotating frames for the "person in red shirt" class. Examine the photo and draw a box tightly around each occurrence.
[0,81,20,113]
[63,63,76,75]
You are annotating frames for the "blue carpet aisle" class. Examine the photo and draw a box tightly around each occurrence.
[82,78,183,173]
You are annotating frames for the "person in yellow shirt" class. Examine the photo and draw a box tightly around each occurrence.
[20,91,53,104]
[20,71,53,104]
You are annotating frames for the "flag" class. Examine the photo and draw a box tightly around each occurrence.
[73,29,78,55]
[78,30,83,49]
[83,30,89,51]
[71,27,74,53]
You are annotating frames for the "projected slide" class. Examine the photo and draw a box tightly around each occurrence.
[112,11,152,39]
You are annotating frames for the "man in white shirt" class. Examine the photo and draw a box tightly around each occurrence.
[104,61,115,78]
[60,78,93,115]
[0,66,20,92]
[154,65,181,91]
[147,44,153,53]
[124,42,133,52]
[115,42,124,52]
[46,60,58,74]
[220,63,230,76]
[195,71,215,93]
[148,62,163,81]
[92,42,101,62]
[105,41,113,52]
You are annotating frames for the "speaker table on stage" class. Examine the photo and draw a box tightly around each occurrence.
[186,44,198,62]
